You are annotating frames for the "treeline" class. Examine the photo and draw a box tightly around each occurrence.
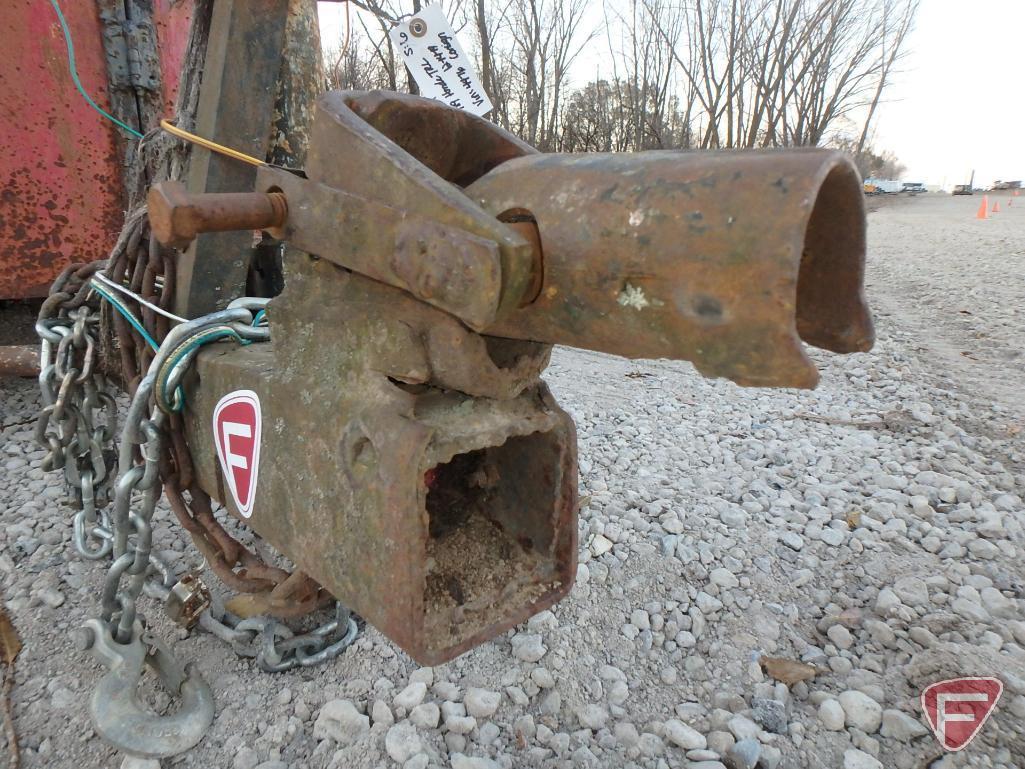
[330,0,917,155]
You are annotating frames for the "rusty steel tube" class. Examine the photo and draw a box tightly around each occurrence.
[0,345,39,377]
[468,149,874,389]
[147,181,288,249]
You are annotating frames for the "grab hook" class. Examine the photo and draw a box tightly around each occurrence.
[77,618,215,758]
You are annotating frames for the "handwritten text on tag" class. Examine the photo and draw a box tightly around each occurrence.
[389,5,493,117]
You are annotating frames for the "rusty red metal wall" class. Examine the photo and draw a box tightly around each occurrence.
[0,1,190,300]
[154,0,192,116]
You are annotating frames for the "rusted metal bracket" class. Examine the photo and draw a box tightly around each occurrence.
[98,5,134,91]
[149,90,874,665]
[173,0,292,318]
[122,16,161,93]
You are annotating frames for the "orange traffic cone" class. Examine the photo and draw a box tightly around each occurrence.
[977,195,989,219]
[1015,190,1021,196]
[993,201,1001,213]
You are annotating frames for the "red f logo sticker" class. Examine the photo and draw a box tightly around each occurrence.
[921,677,1003,751]
[213,390,262,518]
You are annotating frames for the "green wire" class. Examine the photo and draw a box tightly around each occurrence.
[90,281,187,406]
[90,282,160,350]
[92,280,259,411]
[160,327,247,412]
[48,0,144,139]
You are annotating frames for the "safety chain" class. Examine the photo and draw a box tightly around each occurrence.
[94,304,360,672]
[35,262,120,562]
[35,218,360,717]
[36,267,358,676]
[105,213,332,619]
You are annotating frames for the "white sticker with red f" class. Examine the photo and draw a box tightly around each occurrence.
[213,389,262,518]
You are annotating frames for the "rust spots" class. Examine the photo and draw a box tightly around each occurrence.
[0,164,122,299]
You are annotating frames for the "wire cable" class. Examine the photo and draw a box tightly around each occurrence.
[89,282,160,352]
[48,0,144,139]
[50,0,274,166]
[92,271,188,324]
[160,120,265,167]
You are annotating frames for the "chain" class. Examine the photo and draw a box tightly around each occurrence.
[200,601,358,673]
[100,304,358,667]
[36,263,120,561]
[35,231,357,673]
[104,215,333,618]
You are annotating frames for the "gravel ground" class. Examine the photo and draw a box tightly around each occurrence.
[2,192,1024,769]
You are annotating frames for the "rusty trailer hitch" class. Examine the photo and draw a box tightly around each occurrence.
[147,91,873,665]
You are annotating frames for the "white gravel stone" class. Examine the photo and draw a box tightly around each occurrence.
[892,576,929,607]
[630,609,650,629]
[780,531,804,551]
[590,534,614,556]
[726,739,761,769]
[663,719,706,750]
[511,633,547,662]
[614,722,640,748]
[373,700,395,727]
[727,715,759,741]
[409,703,440,728]
[980,586,1015,617]
[393,682,427,712]
[843,749,883,769]
[709,568,739,589]
[880,709,929,741]
[313,700,370,743]
[820,527,846,546]
[874,588,902,615]
[838,690,883,733]
[450,755,499,769]
[575,704,608,730]
[531,667,556,688]
[121,759,161,769]
[444,715,477,734]
[827,624,853,650]
[463,688,500,718]
[384,723,421,764]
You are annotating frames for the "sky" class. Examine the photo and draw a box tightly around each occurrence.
[319,0,1025,189]
[866,0,1025,188]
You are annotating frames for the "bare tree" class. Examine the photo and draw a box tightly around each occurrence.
[322,0,917,161]
[855,0,918,154]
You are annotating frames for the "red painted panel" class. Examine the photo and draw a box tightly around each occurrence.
[0,2,190,300]
[154,0,193,116]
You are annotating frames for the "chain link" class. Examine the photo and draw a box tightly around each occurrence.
[36,266,120,562]
[35,257,358,671]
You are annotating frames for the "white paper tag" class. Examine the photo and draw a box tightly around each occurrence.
[389,5,493,117]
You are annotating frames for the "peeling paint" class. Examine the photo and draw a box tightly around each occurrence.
[617,283,650,310]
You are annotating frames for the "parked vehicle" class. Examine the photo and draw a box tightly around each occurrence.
[902,182,926,193]
[864,177,902,193]
[952,184,974,195]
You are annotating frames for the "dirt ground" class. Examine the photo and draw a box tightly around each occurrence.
[1,190,1023,769]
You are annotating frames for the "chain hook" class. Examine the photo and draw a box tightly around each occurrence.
[76,618,215,758]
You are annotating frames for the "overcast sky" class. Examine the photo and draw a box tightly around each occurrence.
[868,0,1024,188]
[319,1,1024,189]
